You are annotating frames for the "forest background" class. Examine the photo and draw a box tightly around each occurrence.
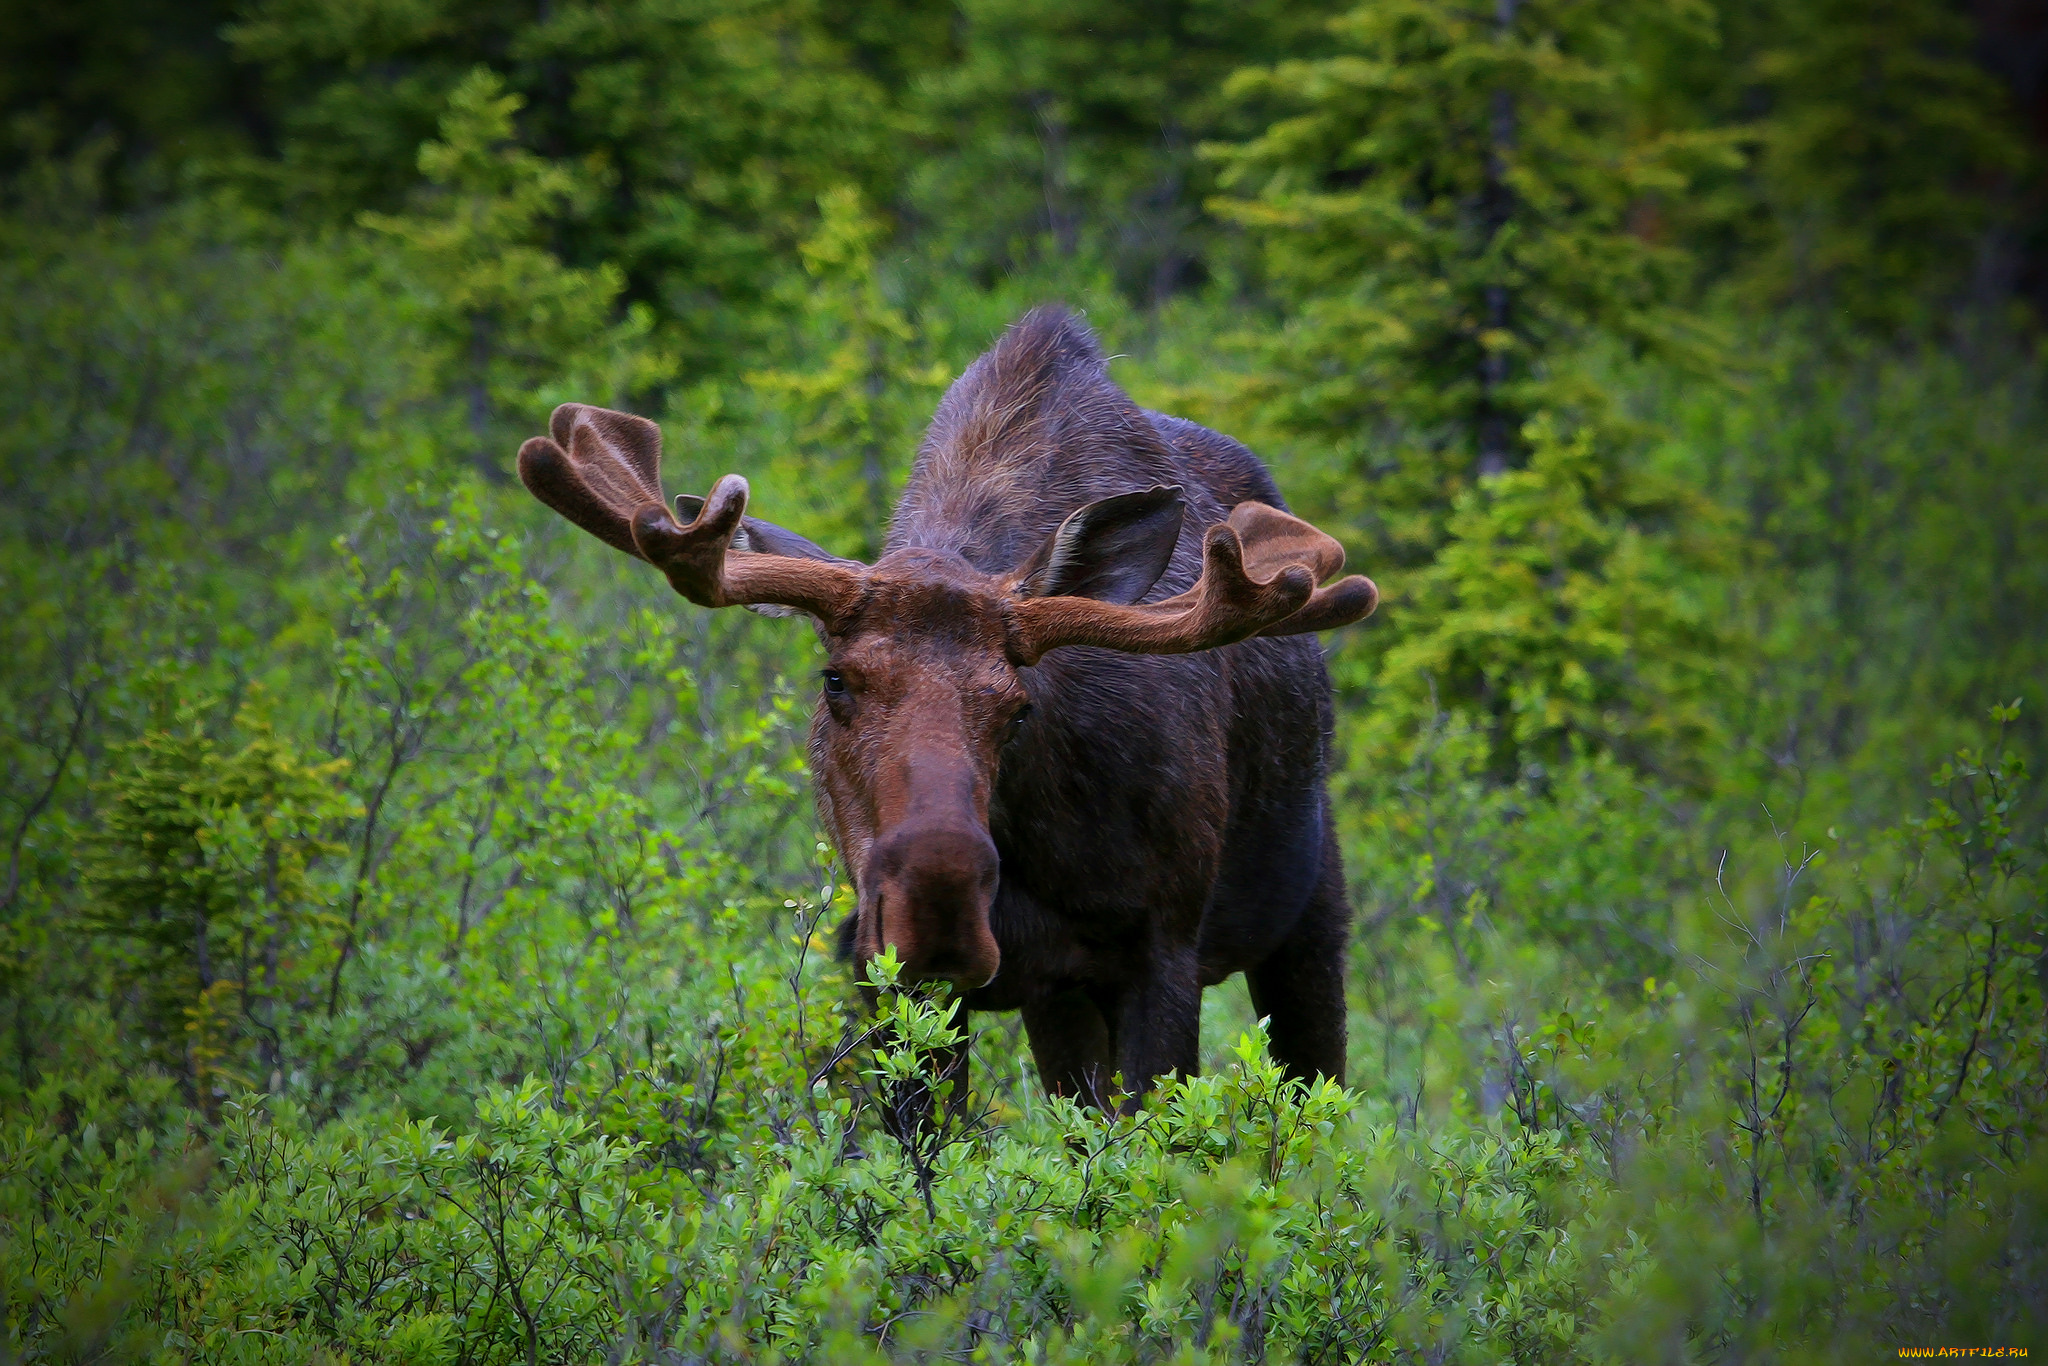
[2,0,2046,1360]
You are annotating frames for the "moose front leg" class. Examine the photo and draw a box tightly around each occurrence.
[1021,988,1114,1109]
[1104,943,1203,1110]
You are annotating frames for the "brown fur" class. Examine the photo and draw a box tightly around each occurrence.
[515,307,1377,1108]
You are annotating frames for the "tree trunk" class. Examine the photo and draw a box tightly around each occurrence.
[1476,0,1520,479]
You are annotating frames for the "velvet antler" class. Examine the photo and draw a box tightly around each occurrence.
[1004,500,1377,665]
[518,403,867,624]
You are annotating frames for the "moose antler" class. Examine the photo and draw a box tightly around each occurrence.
[518,403,867,624]
[1005,500,1377,664]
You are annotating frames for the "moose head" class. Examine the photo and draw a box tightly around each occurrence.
[517,401,1376,990]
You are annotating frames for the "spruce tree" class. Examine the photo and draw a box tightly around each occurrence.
[745,187,948,558]
[1212,0,1739,781]
[362,70,677,465]
[912,0,1342,300]
[82,705,352,1102]
[1629,0,2030,329]
[1742,0,2027,330]
[224,0,940,366]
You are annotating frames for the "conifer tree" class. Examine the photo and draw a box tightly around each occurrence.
[82,704,352,1102]
[362,70,676,462]
[1628,0,2031,329]
[225,0,932,366]
[746,187,947,559]
[1742,0,2027,330]
[913,0,1341,299]
[1212,0,1739,781]
[0,0,255,204]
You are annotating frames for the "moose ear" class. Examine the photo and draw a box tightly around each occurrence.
[1017,486,1186,605]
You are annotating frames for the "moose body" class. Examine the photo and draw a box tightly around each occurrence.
[519,308,1376,1106]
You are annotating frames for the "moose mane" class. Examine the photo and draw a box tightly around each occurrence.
[888,307,1205,581]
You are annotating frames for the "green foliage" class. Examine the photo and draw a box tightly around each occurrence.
[2,4,2046,1361]
[0,201,440,569]
[80,701,352,1098]
[1340,709,2048,1353]
[1645,325,2048,821]
[0,0,251,204]
[1213,0,1733,500]
[1706,705,2046,1245]
[745,187,949,557]
[910,0,1342,297]
[1210,0,1748,778]
[2,1020,1623,1363]
[1740,0,2030,330]
[1365,416,1735,783]
[651,1029,1617,1363]
[222,0,924,367]
[362,68,677,454]
[1619,704,2048,1354]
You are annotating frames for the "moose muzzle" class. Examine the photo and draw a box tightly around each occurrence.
[864,820,1002,987]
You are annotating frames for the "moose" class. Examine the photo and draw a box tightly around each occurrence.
[517,307,1377,1108]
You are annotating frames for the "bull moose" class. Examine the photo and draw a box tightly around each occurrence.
[517,307,1377,1108]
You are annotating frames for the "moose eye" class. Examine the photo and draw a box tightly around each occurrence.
[822,670,848,697]
[1011,703,1033,727]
